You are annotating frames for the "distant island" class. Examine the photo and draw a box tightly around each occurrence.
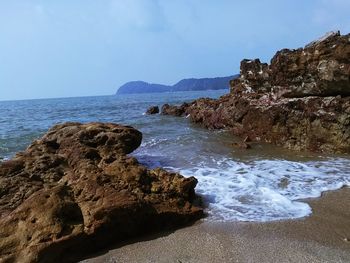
[116,75,239,94]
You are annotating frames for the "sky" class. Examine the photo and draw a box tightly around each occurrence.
[0,0,350,101]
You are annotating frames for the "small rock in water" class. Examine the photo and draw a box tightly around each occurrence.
[161,103,190,117]
[146,105,159,115]
[232,141,252,150]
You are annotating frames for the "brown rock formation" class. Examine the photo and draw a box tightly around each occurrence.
[146,106,159,115]
[231,31,350,98]
[161,31,350,153]
[0,122,202,263]
[161,103,190,117]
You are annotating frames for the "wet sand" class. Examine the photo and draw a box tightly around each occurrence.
[82,188,350,263]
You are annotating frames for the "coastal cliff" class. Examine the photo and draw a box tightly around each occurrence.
[0,123,202,262]
[161,31,350,153]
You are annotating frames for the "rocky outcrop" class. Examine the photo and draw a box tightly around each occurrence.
[0,122,202,263]
[162,31,350,153]
[231,31,350,98]
[146,106,159,115]
[161,103,190,117]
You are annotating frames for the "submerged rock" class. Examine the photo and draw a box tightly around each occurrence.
[0,122,202,263]
[146,106,159,115]
[162,31,350,153]
[232,138,252,150]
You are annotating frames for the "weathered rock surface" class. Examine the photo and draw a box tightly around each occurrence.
[161,103,189,117]
[162,32,350,153]
[0,122,202,263]
[231,31,350,98]
[146,106,159,115]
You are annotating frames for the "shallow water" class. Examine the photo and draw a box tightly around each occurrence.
[1,90,349,222]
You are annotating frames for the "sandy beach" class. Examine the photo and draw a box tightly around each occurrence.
[82,188,350,263]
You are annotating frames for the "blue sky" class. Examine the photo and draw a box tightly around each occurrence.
[0,0,349,101]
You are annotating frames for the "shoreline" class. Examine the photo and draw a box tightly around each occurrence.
[82,187,350,263]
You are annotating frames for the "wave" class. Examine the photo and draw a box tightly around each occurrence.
[168,158,350,222]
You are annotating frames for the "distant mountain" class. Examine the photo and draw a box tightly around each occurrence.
[116,75,238,95]
[116,81,171,94]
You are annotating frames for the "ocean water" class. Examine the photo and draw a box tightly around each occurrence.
[1,90,350,222]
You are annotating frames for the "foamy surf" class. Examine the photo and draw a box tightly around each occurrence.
[135,135,350,222]
[165,158,350,222]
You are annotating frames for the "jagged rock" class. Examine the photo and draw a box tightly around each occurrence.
[180,91,350,153]
[162,32,350,153]
[161,103,190,117]
[230,59,271,94]
[232,31,350,98]
[146,106,159,115]
[0,122,203,263]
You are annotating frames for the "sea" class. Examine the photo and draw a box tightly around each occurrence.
[1,90,350,222]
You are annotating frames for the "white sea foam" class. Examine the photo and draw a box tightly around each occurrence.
[169,158,350,222]
[141,138,169,148]
[137,136,350,222]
